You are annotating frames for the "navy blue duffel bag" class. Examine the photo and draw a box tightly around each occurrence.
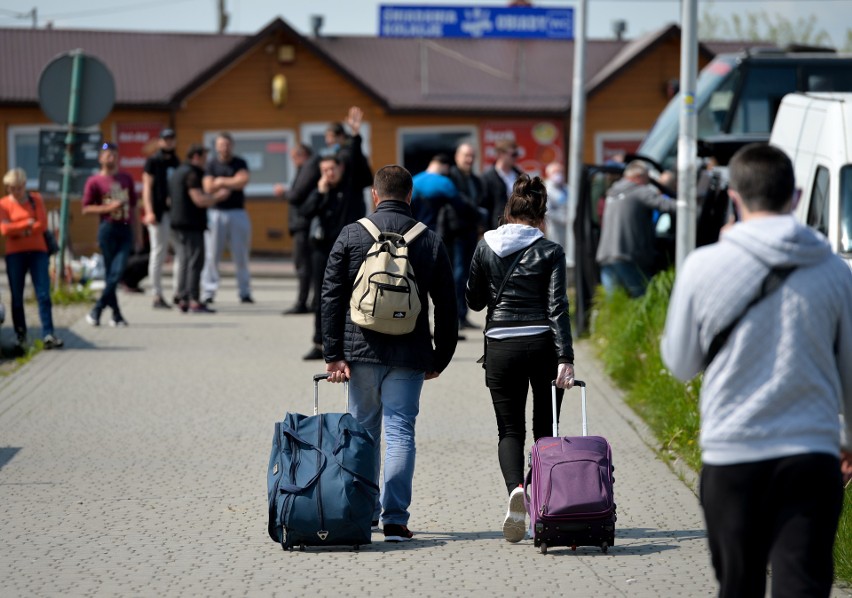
[267,376,379,551]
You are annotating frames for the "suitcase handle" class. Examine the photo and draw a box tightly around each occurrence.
[550,379,587,437]
[313,373,349,415]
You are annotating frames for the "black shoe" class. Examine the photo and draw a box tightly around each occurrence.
[459,318,480,330]
[203,297,215,306]
[302,346,323,360]
[152,296,171,309]
[240,295,254,304]
[189,302,216,314]
[383,524,413,542]
[282,304,310,315]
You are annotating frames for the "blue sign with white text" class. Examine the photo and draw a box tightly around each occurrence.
[379,5,573,39]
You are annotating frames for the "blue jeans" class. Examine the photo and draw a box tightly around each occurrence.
[96,222,132,317]
[600,261,648,298]
[5,251,54,338]
[348,364,425,526]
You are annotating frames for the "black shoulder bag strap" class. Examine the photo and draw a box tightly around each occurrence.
[488,240,539,317]
[704,265,796,368]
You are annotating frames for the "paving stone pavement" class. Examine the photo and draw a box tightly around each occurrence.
[0,271,849,597]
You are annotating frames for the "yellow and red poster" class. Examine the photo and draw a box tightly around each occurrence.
[481,120,564,177]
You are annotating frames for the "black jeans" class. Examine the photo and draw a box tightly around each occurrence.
[485,333,563,494]
[173,229,205,302]
[291,229,313,309]
[700,453,843,598]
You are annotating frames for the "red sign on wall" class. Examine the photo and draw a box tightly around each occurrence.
[115,122,165,193]
[481,120,565,177]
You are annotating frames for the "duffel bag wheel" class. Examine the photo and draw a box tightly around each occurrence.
[540,542,547,555]
[353,545,360,552]
[601,541,609,554]
[299,544,306,552]
[571,545,577,551]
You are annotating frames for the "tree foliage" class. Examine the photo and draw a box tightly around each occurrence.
[698,2,850,50]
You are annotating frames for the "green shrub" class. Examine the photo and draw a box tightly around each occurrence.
[591,269,850,586]
[50,282,94,306]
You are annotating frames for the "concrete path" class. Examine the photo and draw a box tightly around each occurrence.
[0,270,848,597]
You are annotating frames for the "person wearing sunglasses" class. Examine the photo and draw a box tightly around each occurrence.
[481,139,524,231]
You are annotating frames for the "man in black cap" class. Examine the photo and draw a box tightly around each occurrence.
[142,127,180,308]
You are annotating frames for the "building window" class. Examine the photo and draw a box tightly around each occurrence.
[7,124,100,192]
[300,122,372,157]
[6,126,41,188]
[203,130,296,196]
[397,126,478,175]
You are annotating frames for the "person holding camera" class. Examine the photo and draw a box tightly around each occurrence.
[82,142,139,328]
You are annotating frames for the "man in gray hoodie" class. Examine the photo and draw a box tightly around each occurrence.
[661,143,852,598]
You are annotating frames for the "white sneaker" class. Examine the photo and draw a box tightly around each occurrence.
[502,486,526,543]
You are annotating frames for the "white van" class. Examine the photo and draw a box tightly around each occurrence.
[769,92,852,266]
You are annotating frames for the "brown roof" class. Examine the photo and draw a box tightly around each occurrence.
[0,18,766,113]
[312,35,627,114]
[0,27,246,107]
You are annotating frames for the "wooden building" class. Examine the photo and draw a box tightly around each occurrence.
[0,17,747,256]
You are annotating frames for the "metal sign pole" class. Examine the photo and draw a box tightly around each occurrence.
[567,0,587,281]
[56,49,84,288]
[676,0,698,272]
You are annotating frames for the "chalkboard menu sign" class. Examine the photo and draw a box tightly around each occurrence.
[38,130,102,169]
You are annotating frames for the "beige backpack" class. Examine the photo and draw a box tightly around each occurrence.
[350,218,428,335]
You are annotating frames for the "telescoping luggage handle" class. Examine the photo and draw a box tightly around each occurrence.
[313,373,349,415]
[550,379,586,437]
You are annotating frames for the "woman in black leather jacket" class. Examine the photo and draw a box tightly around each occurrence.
[465,174,575,543]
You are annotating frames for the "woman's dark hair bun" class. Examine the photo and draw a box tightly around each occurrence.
[504,173,547,225]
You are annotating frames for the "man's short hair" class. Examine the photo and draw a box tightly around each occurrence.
[729,143,795,213]
[186,144,207,160]
[623,160,649,179]
[217,132,233,143]
[326,122,346,137]
[432,153,453,167]
[296,143,313,157]
[318,147,340,164]
[373,165,413,200]
[494,139,518,155]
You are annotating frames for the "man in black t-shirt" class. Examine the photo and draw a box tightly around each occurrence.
[170,144,229,313]
[142,128,180,308]
[200,132,253,304]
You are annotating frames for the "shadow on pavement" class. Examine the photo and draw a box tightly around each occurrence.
[0,446,21,471]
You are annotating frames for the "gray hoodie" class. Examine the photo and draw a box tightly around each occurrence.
[661,215,852,465]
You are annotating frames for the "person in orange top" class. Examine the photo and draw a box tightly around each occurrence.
[0,168,63,351]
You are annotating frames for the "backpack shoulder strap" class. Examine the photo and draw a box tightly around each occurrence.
[402,222,428,245]
[357,217,381,242]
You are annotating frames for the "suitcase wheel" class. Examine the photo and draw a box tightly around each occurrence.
[540,542,547,555]
[600,541,609,554]
[571,545,577,551]
[353,545,360,552]
[299,544,306,552]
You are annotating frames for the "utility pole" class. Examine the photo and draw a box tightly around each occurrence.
[567,0,587,280]
[30,7,37,28]
[676,0,698,272]
[217,0,228,33]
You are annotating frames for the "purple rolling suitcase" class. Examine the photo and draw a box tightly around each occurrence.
[525,380,616,554]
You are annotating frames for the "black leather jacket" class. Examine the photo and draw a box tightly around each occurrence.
[466,237,574,363]
[321,200,458,373]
